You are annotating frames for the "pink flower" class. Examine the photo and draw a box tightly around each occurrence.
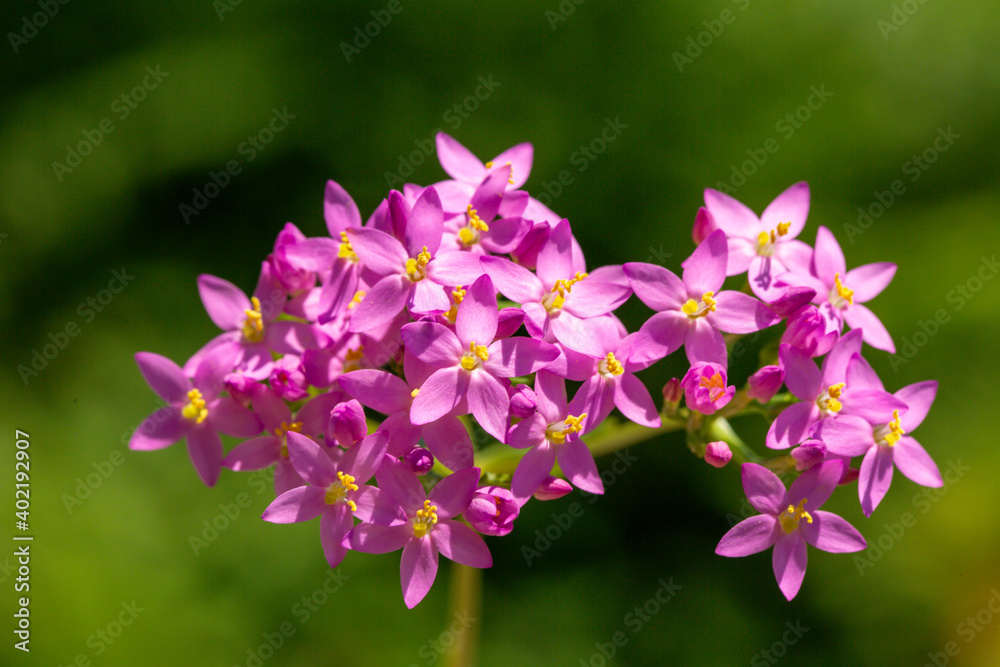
[464,486,519,536]
[704,441,732,468]
[432,132,533,214]
[716,460,866,600]
[681,361,735,415]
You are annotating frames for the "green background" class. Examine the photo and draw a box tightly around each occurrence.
[3,0,999,665]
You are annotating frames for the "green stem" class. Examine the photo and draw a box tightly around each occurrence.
[441,562,481,667]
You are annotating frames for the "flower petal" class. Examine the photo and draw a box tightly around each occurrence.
[893,436,943,488]
[773,533,808,600]
[511,442,556,504]
[709,291,779,334]
[740,463,787,515]
[844,304,895,353]
[800,510,866,553]
[320,505,354,568]
[812,226,846,283]
[436,133,486,183]
[682,229,728,296]
[623,262,686,311]
[434,520,493,568]
[135,352,191,404]
[347,523,412,554]
[715,515,779,557]
[468,372,510,442]
[787,459,844,510]
[410,366,468,425]
[760,182,809,239]
[457,275,498,346]
[766,401,818,450]
[222,435,280,471]
[484,337,559,378]
[324,180,362,236]
[422,416,475,472]
[844,262,896,303]
[346,227,407,276]
[614,373,661,427]
[197,274,251,331]
[859,446,894,516]
[401,321,463,368]
[129,408,184,451]
[811,414,874,457]
[338,369,413,414]
[286,431,339,487]
[557,439,604,495]
[187,427,224,487]
[401,537,439,608]
[349,274,411,333]
[895,380,937,431]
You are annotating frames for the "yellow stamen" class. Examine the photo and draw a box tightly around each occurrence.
[777,221,791,236]
[466,205,490,232]
[832,272,854,307]
[405,246,432,282]
[412,499,438,538]
[325,471,359,512]
[344,346,364,372]
[242,296,265,343]
[411,388,420,398]
[820,383,845,413]
[681,291,717,318]
[546,412,589,445]
[779,498,813,534]
[181,389,208,424]
[698,372,726,403]
[599,352,624,377]
[757,223,792,257]
[338,231,359,262]
[880,410,905,447]
[484,160,514,184]
[274,421,303,458]
[545,272,589,312]
[460,341,490,370]
[348,290,365,309]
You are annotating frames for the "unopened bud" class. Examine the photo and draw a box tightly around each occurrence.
[747,365,784,403]
[704,441,732,468]
[533,476,573,502]
[767,286,816,319]
[464,485,519,536]
[692,206,717,245]
[403,446,434,475]
[329,399,367,447]
[790,439,826,471]
[509,384,537,419]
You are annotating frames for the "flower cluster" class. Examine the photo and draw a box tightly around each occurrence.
[131,135,939,605]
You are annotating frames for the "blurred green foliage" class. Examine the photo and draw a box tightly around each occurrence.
[2,0,999,665]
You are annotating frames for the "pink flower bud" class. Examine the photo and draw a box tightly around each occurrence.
[508,383,537,419]
[782,305,839,357]
[747,365,784,403]
[403,446,434,475]
[464,486,519,536]
[692,206,718,245]
[269,354,309,402]
[329,399,367,447]
[790,439,826,471]
[532,476,573,502]
[704,441,732,468]
[269,223,316,293]
[681,362,735,415]
[662,377,683,404]
[767,286,816,319]
[224,372,258,407]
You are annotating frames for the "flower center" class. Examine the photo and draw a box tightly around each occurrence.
[242,296,265,343]
[405,246,432,282]
[274,420,303,458]
[699,372,726,402]
[444,286,466,323]
[757,222,792,257]
[344,346,365,373]
[338,231,359,262]
[484,160,514,185]
[779,498,813,534]
[681,291,717,319]
[181,389,209,424]
[460,341,490,371]
[348,290,365,310]
[828,273,854,309]
[325,471,359,511]
[545,413,588,445]
[875,410,905,447]
[542,272,588,313]
[817,383,845,414]
[458,206,490,247]
[598,352,625,378]
[412,499,438,538]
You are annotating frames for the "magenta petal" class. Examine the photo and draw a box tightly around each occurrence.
[844,262,896,303]
[286,431,338,486]
[893,436,943,488]
[800,510,866,553]
[564,278,632,318]
[324,180,362,235]
[187,427,223,487]
[411,367,467,425]
[481,255,544,304]
[401,537,439,608]
[340,431,390,484]
[812,415,875,457]
[682,229,728,296]
[346,227,407,276]
[135,352,191,404]
[536,220,575,287]
[779,344,822,401]
[631,311,687,365]
[506,413,546,450]
[349,274,410,333]
[409,280,450,315]
[429,467,480,520]
[895,381,937,432]
[760,182,809,239]
[262,486,327,523]
[468,372,511,442]
[428,251,488,287]
[422,417,474,472]
[703,187,760,236]
[557,439,604,495]
[710,291,779,334]
[457,275,499,345]
[481,217,529,254]
[840,389,908,425]
[338,369,412,414]
[376,459,427,513]
[320,505,353,569]
[469,166,510,222]
[353,485,407,526]
[484,337,558,377]
[766,402,818,450]
[436,133,486,183]
[129,408,185,450]
[406,186,444,256]
[715,515,779,557]
[491,141,533,188]
[740,463,787,515]
[812,225,846,281]
[859,446,894,516]
[348,523,412,554]
[773,533,808,601]
[209,397,263,438]
[198,274,251,331]
[614,373,661,427]
[511,442,556,504]
[401,322,463,368]
[844,304,895,353]
[787,459,844,510]
[684,319,727,365]
[534,370,567,422]
[434,521,492,568]
[623,262,686,311]
[222,435,280,471]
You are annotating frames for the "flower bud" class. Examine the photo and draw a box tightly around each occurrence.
[224,372,258,407]
[790,439,826,471]
[329,399,367,447]
[767,286,816,319]
[662,377,683,404]
[269,354,309,402]
[532,476,573,502]
[508,383,538,419]
[403,446,435,475]
[464,486,519,536]
[704,441,732,468]
[269,222,316,293]
[692,206,718,245]
[680,362,735,415]
[782,305,839,357]
[746,365,784,403]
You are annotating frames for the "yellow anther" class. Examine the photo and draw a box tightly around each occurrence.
[881,410,905,447]
[466,205,490,232]
[338,231,359,262]
[484,161,494,168]
[484,161,514,184]
[444,286,466,322]
[758,224,791,257]
[820,383,846,413]
[181,389,208,424]
[545,412,588,445]
[545,272,589,311]
[413,499,438,538]
[757,231,772,248]
[681,291,716,318]
[348,291,365,309]
[411,388,420,398]
[458,227,477,246]
[460,341,489,371]
[779,498,813,534]
[325,471,359,511]
[600,352,625,377]
[242,296,265,343]
[344,346,364,372]
[405,246,432,281]
[777,221,791,236]
[275,421,303,458]
[832,273,854,307]
[699,372,726,403]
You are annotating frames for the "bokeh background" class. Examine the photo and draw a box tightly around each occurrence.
[3,1,1000,665]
